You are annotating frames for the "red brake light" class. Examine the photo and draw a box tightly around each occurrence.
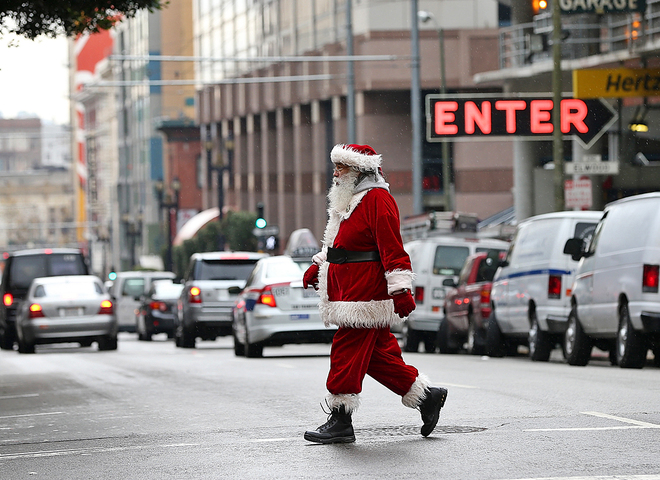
[189,287,202,304]
[98,300,113,315]
[3,293,13,307]
[480,287,491,306]
[414,286,424,304]
[548,275,561,299]
[149,301,167,312]
[643,264,659,293]
[29,303,44,318]
[258,285,278,307]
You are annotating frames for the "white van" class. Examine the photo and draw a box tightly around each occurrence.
[563,192,660,368]
[109,271,176,332]
[488,211,602,360]
[403,235,510,353]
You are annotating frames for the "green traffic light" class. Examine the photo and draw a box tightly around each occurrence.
[108,272,117,281]
[256,218,267,229]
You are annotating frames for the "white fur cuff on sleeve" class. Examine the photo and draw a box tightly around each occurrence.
[385,269,415,295]
[312,250,327,265]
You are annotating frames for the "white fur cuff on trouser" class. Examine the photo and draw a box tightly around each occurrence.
[401,373,432,408]
[327,393,361,414]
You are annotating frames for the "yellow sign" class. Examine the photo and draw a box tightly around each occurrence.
[573,68,660,98]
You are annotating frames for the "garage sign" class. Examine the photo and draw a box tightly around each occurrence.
[425,94,617,149]
[559,0,646,14]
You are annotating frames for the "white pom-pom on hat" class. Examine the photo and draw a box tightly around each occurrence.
[331,144,382,172]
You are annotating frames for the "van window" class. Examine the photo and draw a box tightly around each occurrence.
[433,246,470,276]
[194,259,258,281]
[8,253,87,291]
[122,278,146,297]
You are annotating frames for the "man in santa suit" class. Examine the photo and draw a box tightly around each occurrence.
[303,143,448,444]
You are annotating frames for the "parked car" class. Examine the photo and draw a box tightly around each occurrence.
[232,255,336,357]
[487,210,602,360]
[563,192,660,368]
[440,251,503,355]
[0,248,90,350]
[175,251,268,348]
[403,235,510,353]
[14,275,117,353]
[136,279,184,341]
[107,271,176,332]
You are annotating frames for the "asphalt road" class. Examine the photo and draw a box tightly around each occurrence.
[1,334,659,480]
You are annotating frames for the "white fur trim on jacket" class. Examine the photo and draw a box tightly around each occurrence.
[401,373,432,408]
[331,144,382,172]
[319,297,402,329]
[312,250,326,265]
[327,393,361,414]
[385,269,415,295]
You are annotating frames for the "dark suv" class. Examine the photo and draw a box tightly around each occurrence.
[0,248,90,350]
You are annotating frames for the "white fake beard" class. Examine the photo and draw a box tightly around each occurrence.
[328,169,359,213]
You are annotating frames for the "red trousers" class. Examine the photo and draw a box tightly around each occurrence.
[326,327,419,397]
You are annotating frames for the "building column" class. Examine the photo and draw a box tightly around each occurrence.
[513,138,536,222]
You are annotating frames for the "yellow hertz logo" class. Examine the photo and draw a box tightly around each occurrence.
[573,68,660,99]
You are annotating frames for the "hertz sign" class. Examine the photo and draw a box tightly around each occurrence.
[425,94,617,149]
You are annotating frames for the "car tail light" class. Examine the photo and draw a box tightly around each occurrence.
[548,274,561,299]
[189,287,202,304]
[414,286,424,304]
[3,293,13,307]
[258,285,278,307]
[98,300,113,315]
[480,287,491,306]
[29,303,44,318]
[643,264,659,293]
[149,301,167,312]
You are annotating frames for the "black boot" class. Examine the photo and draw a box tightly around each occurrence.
[304,405,356,444]
[418,387,448,437]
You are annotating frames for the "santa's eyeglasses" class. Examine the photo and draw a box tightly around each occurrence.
[333,163,351,173]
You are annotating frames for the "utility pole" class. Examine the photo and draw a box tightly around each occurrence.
[411,0,423,214]
[552,0,565,212]
[346,0,356,143]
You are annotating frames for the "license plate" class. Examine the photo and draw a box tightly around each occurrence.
[290,314,309,320]
[60,307,82,317]
[302,289,318,298]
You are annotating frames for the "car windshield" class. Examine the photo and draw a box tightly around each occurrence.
[196,259,258,281]
[153,283,184,297]
[264,260,303,279]
[34,280,102,299]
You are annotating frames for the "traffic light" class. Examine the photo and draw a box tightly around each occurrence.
[532,0,548,14]
[256,202,267,229]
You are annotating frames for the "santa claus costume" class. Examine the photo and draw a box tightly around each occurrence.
[303,144,448,444]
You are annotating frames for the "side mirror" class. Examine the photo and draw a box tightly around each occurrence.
[442,278,457,288]
[563,237,584,262]
[499,259,509,268]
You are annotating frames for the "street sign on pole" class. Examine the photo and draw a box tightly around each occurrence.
[565,178,593,209]
[565,161,619,175]
[252,225,280,237]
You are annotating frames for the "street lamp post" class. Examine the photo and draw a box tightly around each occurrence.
[206,134,234,251]
[155,178,181,273]
[122,213,142,270]
[418,10,452,212]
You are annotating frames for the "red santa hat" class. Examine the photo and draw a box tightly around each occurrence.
[331,144,382,172]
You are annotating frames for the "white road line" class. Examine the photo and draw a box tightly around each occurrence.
[502,476,660,480]
[0,411,64,420]
[0,443,200,461]
[524,411,660,432]
[439,382,478,389]
[0,394,39,400]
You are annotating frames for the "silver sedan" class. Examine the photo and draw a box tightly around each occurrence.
[232,255,336,358]
[15,275,118,354]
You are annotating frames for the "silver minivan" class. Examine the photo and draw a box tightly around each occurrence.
[563,192,660,368]
[488,211,602,360]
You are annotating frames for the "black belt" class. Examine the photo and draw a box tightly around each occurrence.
[326,247,380,264]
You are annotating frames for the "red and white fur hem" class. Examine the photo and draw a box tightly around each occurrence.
[385,269,415,295]
[401,373,432,408]
[327,393,361,414]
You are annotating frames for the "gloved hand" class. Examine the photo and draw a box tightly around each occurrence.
[393,291,416,318]
[303,263,319,290]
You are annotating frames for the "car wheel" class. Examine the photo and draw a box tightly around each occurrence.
[616,302,646,369]
[466,317,486,356]
[17,335,35,354]
[180,325,196,349]
[436,319,458,354]
[97,334,118,351]
[402,326,421,353]
[233,331,245,357]
[245,339,263,358]
[564,306,592,366]
[485,312,507,358]
[0,326,16,350]
[528,311,552,362]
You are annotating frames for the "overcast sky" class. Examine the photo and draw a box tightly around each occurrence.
[0,33,70,125]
